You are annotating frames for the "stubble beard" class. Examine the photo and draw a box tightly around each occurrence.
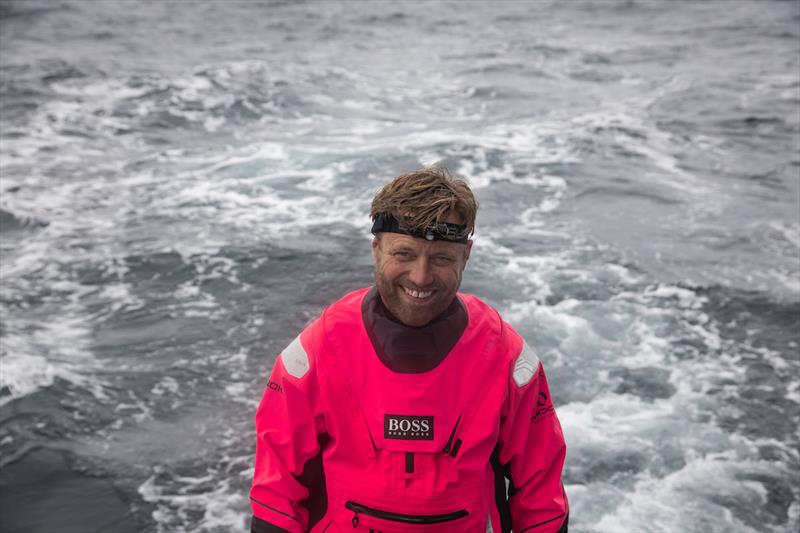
[373,269,460,328]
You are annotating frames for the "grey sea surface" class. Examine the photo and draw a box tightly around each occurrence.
[1,0,798,532]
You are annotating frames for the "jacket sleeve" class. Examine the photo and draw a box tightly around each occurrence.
[250,322,326,533]
[497,326,569,533]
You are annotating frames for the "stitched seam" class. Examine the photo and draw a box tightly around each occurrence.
[249,497,299,522]
[520,513,566,532]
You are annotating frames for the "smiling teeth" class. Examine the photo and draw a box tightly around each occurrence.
[404,287,433,299]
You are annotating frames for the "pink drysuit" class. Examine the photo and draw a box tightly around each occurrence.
[251,288,568,532]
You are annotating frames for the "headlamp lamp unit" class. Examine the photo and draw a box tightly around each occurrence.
[371,213,470,244]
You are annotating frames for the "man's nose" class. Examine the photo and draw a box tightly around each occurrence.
[407,257,434,287]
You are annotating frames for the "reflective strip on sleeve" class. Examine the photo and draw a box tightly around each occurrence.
[280,334,309,378]
[512,341,540,387]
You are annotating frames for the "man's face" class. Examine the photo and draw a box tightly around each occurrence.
[372,218,472,327]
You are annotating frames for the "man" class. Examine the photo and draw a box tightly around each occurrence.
[250,167,569,533]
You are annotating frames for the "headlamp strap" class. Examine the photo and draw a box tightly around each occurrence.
[371,213,470,244]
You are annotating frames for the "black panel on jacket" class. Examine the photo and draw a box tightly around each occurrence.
[361,286,468,373]
[251,433,330,533]
[250,515,289,533]
[297,433,330,528]
[557,513,570,533]
[490,446,513,533]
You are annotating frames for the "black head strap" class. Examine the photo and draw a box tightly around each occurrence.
[371,213,470,244]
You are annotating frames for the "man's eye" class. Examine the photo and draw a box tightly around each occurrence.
[432,256,454,266]
[393,251,411,259]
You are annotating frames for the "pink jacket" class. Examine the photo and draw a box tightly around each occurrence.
[251,288,568,532]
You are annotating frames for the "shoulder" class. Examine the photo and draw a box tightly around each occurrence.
[321,287,370,335]
[504,323,540,388]
[279,287,371,378]
[458,292,503,333]
[459,292,520,348]
[460,293,541,388]
[324,287,371,319]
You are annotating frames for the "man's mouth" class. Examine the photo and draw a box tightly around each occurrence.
[402,286,434,300]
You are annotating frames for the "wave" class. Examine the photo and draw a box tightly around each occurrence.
[0,208,49,232]
[574,185,682,206]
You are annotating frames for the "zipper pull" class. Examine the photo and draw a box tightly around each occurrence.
[352,510,359,528]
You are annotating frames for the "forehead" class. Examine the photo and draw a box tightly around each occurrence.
[380,232,465,254]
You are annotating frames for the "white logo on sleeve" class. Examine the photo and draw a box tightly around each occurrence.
[280,335,309,378]
[512,341,540,387]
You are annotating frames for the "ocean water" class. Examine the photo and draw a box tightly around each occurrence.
[1,1,798,532]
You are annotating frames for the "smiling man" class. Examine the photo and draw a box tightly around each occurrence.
[250,167,569,533]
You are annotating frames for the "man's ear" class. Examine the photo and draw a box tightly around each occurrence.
[464,240,473,262]
[372,236,380,261]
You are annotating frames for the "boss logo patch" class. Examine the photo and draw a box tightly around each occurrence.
[384,414,434,440]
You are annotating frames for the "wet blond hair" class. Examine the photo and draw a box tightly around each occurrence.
[370,166,477,237]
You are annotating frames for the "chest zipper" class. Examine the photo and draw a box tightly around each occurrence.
[346,501,468,527]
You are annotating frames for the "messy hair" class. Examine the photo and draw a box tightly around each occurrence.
[370,165,478,237]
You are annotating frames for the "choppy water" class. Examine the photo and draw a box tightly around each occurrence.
[1,1,798,532]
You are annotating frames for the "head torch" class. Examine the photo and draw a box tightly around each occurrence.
[371,213,470,244]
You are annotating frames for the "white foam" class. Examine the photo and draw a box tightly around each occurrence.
[605,263,642,286]
[114,390,153,423]
[787,380,800,405]
[138,472,248,533]
[97,283,144,313]
[0,307,107,407]
[504,266,799,531]
[501,253,572,303]
[152,377,180,397]
[207,142,288,173]
[1,352,60,405]
[644,284,706,308]
[51,78,153,100]
[538,196,561,213]
[570,104,716,199]
[224,382,248,398]
[561,378,798,532]
[593,454,776,533]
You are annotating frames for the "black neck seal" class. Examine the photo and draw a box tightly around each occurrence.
[371,213,470,244]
